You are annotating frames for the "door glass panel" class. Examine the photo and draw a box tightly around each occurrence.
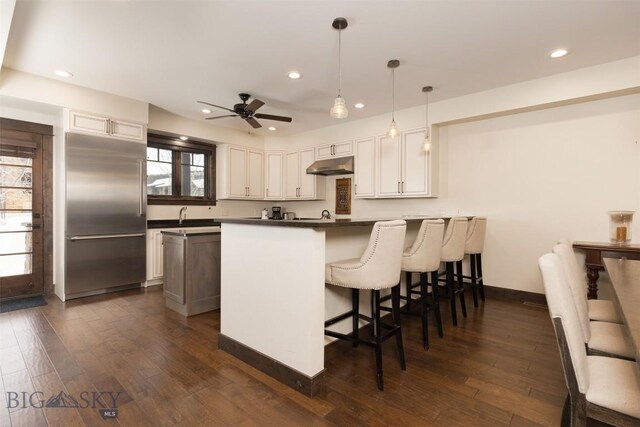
[0,232,32,255]
[0,188,33,209]
[0,254,32,277]
[0,165,32,188]
[0,212,33,231]
[0,156,32,166]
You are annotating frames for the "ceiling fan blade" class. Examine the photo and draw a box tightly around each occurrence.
[245,99,265,113]
[205,115,237,120]
[254,113,293,123]
[245,117,262,129]
[197,100,235,113]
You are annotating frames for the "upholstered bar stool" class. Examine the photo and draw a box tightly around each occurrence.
[439,217,468,326]
[401,219,445,349]
[557,239,622,324]
[324,220,407,391]
[463,217,487,307]
[553,243,635,361]
[538,254,640,426]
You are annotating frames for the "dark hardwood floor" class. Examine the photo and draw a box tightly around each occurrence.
[0,287,569,426]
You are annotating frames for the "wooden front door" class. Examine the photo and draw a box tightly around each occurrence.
[0,119,50,300]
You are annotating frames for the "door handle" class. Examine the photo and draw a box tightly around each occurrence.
[69,233,146,241]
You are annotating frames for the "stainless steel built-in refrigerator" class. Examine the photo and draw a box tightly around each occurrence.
[65,133,146,299]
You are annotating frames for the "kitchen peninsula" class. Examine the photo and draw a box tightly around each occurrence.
[217,215,471,396]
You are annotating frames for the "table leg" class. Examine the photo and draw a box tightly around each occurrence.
[586,266,599,300]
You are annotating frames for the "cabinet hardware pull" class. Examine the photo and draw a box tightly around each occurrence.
[266,188,269,197]
[398,182,401,193]
[355,184,357,194]
[106,119,111,134]
[111,120,115,135]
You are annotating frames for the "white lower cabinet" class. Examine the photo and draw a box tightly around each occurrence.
[146,229,166,286]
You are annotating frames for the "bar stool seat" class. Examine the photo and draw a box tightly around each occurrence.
[589,322,635,360]
[324,220,407,391]
[588,299,622,323]
[398,219,445,349]
[587,356,640,419]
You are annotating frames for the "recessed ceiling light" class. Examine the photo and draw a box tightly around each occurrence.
[54,70,73,77]
[179,136,189,141]
[268,126,277,131]
[354,103,365,109]
[549,48,568,59]
[201,108,212,114]
[287,71,302,80]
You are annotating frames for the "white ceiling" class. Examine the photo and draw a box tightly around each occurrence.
[4,0,640,135]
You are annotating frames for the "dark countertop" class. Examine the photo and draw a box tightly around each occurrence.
[148,219,221,229]
[216,215,473,228]
[161,229,221,237]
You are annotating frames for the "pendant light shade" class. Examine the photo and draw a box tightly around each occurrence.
[422,86,433,152]
[330,18,348,119]
[387,60,400,137]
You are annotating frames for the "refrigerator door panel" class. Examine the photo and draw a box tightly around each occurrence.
[66,133,146,236]
[65,235,146,297]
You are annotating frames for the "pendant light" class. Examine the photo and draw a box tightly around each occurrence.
[422,86,433,152]
[387,59,400,137]
[330,18,348,119]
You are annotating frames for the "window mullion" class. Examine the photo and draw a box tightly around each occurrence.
[173,150,181,197]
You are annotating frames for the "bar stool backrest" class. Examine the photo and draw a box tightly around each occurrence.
[441,217,468,262]
[553,242,590,343]
[538,253,589,395]
[358,220,407,289]
[465,217,487,254]
[403,219,445,272]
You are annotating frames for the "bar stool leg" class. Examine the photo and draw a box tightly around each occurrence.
[470,254,479,308]
[431,271,444,338]
[352,288,359,347]
[477,253,486,301]
[391,284,406,370]
[419,273,429,349]
[446,262,457,326]
[372,290,384,390]
[405,271,412,312]
[456,260,467,318]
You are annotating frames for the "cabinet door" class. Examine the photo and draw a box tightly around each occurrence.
[265,152,284,199]
[298,148,316,199]
[247,149,264,199]
[401,129,430,196]
[228,146,248,198]
[354,137,375,198]
[153,230,164,279]
[376,135,401,197]
[285,152,299,199]
[68,111,110,135]
[316,144,334,159]
[111,120,145,141]
[333,140,353,157]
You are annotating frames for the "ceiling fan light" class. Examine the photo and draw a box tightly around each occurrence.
[388,119,399,137]
[330,96,348,119]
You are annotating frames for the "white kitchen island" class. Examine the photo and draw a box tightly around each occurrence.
[217,216,462,396]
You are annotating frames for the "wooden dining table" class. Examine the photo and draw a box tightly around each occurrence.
[603,257,640,372]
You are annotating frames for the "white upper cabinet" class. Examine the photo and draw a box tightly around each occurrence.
[376,134,402,197]
[218,145,264,200]
[285,148,325,200]
[265,151,284,200]
[66,110,145,141]
[354,137,375,198]
[315,140,353,159]
[375,129,432,198]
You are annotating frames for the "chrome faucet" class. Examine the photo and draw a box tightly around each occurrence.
[321,210,331,220]
[179,206,188,225]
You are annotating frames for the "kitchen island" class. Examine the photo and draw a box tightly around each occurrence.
[217,215,469,396]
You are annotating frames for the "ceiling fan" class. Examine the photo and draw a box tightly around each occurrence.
[198,93,293,129]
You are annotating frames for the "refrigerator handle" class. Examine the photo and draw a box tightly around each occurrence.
[69,233,146,241]
[138,159,146,217]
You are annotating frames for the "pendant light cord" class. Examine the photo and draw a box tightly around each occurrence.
[425,90,429,128]
[338,28,342,97]
[391,68,395,120]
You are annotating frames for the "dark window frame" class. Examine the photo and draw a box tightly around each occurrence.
[147,134,216,206]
